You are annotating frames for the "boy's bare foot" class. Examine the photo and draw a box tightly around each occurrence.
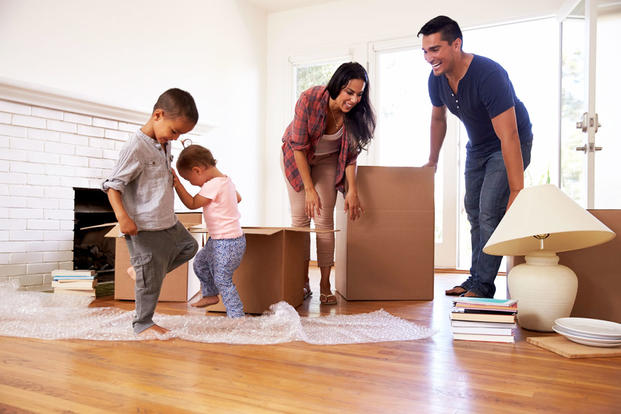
[127,266,136,281]
[139,324,169,335]
[191,296,219,308]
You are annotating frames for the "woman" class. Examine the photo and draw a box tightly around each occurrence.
[281,62,376,305]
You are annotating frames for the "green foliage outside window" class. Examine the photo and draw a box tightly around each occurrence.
[295,62,342,99]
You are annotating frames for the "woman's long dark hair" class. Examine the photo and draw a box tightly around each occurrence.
[326,62,376,154]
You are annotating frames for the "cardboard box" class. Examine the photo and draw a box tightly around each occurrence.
[335,166,435,300]
[190,227,332,314]
[508,209,620,323]
[108,212,203,302]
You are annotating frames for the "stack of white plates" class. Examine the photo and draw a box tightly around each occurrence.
[553,317,621,347]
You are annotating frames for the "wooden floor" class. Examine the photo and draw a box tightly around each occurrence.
[1,270,620,413]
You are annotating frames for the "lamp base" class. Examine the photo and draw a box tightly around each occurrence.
[508,251,578,332]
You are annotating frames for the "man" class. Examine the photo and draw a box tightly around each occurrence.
[418,16,533,298]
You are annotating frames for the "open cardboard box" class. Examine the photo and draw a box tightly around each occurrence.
[190,226,335,314]
[507,209,620,323]
[106,212,203,302]
[335,166,435,300]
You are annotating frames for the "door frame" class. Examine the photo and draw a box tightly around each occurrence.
[558,0,600,208]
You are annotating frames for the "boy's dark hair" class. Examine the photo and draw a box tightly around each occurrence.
[417,15,463,47]
[176,144,217,172]
[154,88,199,124]
[326,62,376,154]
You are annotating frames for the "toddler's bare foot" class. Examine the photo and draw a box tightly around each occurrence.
[191,296,219,308]
[139,324,169,335]
[127,266,136,281]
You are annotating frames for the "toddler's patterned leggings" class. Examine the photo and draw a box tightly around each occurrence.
[192,235,246,318]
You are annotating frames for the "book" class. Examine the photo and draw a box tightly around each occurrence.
[51,269,95,277]
[52,279,96,290]
[53,288,95,297]
[453,302,518,312]
[53,275,95,281]
[452,307,517,315]
[450,312,516,323]
[451,320,517,329]
[453,333,515,343]
[452,297,517,307]
[451,326,514,336]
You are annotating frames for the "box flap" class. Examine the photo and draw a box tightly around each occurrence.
[286,226,338,233]
[104,213,203,238]
[189,226,336,236]
[80,222,118,231]
[104,224,122,238]
[176,212,203,226]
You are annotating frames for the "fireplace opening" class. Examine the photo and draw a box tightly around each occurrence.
[73,188,116,280]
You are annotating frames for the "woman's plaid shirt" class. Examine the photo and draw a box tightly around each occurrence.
[281,86,358,193]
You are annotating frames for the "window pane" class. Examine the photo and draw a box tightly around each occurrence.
[560,17,587,206]
[376,48,443,243]
[376,49,431,166]
[295,62,342,99]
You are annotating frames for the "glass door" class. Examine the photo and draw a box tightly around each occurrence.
[560,0,621,208]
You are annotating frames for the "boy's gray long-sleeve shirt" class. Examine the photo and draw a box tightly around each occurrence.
[102,129,177,231]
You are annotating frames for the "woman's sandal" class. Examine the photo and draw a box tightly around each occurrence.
[319,293,337,305]
[303,286,312,300]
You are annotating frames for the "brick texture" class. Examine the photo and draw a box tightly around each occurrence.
[0,98,199,288]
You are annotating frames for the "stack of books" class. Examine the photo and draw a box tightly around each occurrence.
[450,297,518,343]
[52,269,96,297]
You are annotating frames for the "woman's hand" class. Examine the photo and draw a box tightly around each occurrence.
[305,187,322,219]
[119,215,138,236]
[344,190,363,221]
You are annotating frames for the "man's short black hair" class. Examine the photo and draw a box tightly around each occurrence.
[417,15,463,46]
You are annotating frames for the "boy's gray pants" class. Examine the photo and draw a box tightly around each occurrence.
[124,221,198,333]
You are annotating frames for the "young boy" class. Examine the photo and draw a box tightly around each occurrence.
[102,88,199,335]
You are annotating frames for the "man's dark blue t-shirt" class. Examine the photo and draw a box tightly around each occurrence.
[428,54,533,156]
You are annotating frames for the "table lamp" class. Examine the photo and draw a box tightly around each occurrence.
[483,184,615,331]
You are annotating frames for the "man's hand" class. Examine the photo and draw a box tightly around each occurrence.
[507,190,520,210]
[423,161,438,172]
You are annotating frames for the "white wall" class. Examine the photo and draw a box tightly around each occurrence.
[0,0,267,286]
[0,0,267,226]
[263,0,565,226]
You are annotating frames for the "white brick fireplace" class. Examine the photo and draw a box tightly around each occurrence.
[0,80,203,288]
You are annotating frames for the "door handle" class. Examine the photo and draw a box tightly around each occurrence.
[594,113,601,133]
[576,112,589,132]
[575,112,602,133]
[575,143,603,152]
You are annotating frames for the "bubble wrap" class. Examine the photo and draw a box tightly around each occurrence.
[0,283,435,344]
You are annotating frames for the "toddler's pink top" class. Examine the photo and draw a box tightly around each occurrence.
[198,176,243,239]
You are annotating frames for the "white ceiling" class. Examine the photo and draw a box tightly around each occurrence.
[247,0,340,13]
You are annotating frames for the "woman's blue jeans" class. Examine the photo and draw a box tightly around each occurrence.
[461,140,532,297]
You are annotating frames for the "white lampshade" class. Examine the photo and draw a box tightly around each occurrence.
[484,184,615,256]
[483,184,616,332]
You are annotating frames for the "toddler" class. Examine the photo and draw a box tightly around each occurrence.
[102,88,199,335]
[173,145,246,318]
